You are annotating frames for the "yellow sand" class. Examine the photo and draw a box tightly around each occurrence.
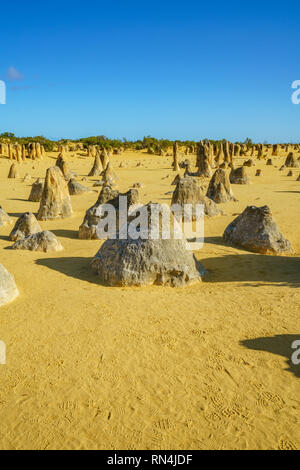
[0,150,299,450]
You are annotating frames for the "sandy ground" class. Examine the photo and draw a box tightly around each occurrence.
[0,149,299,450]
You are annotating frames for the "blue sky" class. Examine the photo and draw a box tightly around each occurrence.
[0,0,299,142]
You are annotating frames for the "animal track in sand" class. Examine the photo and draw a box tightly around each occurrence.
[278,437,297,450]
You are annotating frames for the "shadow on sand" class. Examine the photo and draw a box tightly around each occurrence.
[241,334,300,378]
[35,256,104,285]
[51,229,79,240]
[202,253,300,287]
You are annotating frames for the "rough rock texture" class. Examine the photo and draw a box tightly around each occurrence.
[171,174,181,186]
[285,152,299,168]
[91,202,203,287]
[68,178,90,195]
[88,154,102,177]
[230,166,251,184]
[8,163,19,179]
[102,162,117,184]
[0,207,12,227]
[56,154,72,180]
[28,178,44,202]
[23,173,31,182]
[0,264,19,306]
[79,186,139,239]
[9,212,42,241]
[223,205,293,255]
[243,159,255,167]
[171,177,222,217]
[206,169,236,203]
[37,167,73,220]
[11,230,63,253]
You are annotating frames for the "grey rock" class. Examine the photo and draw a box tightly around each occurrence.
[79,186,139,239]
[171,176,222,218]
[68,178,91,195]
[11,230,63,253]
[206,169,236,203]
[28,178,44,202]
[9,212,42,241]
[223,205,293,255]
[230,166,251,184]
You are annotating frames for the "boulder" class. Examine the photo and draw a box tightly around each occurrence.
[0,264,19,306]
[171,176,222,217]
[223,205,293,254]
[8,163,19,179]
[206,169,236,203]
[9,212,42,241]
[28,178,44,202]
[68,178,91,195]
[0,207,12,227]
[229,166,251,184]
[79,186,139,239]
[91,203,204,287]
[285,152,299,168]
[11,230,63,253]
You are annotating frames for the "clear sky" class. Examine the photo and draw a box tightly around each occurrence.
[0,0,299,142]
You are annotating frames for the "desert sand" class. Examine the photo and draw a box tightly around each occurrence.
[0,149,299,450]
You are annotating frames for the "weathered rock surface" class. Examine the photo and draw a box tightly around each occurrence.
[285,152,299,168]
[8,163,19,179]
[91,203,203,287]
[56,154,72,180]
[79,186,139,239]
[171,177,222,217]
[37,166,73,220]
[11,230,63,253]
[223,205,293,254]
[0,264,19,306]
[0,207,12,227]
[28,178,44,202]
[230,166,251,184]
[9,212,42,241]
[88,154,102,177]
[68,178,91,195]
[206,169,236,203]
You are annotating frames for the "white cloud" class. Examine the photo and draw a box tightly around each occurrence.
[6,66,24,81]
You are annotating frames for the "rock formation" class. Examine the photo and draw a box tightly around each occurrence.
[37,166,73,220]
[56,154,72,180]
[28,178,44,202]
[285,152,299,168]
[68,178,91,195]
[0,207,12,227]
[229,166,251,184]
[91,202,204,287]
[206,169,236,203]
[79,186,139,239]
[171,176,222,217]
[223,205,293,254]
[0,264,19,306]
[11,230,63,253]
[9,212,42,241]
[88,154,102,176]
[8,163,19,179]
